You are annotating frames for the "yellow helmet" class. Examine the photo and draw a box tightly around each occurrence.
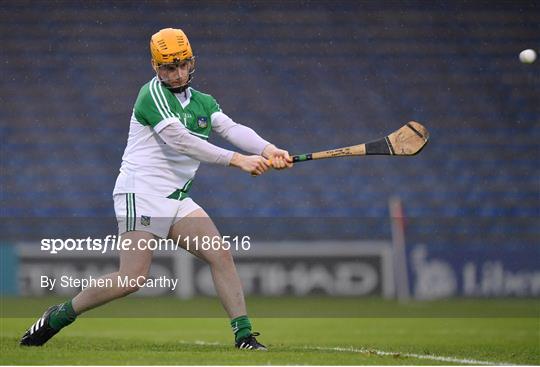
[150,28,195,92]
[150,28,193,65]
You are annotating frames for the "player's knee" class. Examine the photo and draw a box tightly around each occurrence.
[119,284,140,296]
[208,248,234,267]
[118,273,148,296]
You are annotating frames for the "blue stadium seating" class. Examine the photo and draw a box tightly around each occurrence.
[1,1,538,242]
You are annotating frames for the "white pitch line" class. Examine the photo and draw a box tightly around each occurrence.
[182,340,514,366]
[308,346,514,366]
[194,340,222,346]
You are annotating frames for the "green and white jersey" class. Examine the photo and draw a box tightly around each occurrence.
[113,77,222,199]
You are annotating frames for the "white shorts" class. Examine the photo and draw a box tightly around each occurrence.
[113,193,201,238]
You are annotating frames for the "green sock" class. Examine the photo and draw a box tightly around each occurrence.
[231,315,252,341]
[48,300,77,331]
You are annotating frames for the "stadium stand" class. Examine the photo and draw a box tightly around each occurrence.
[1,1,538,243]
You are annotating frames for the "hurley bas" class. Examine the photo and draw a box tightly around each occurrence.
[40,275,179,291]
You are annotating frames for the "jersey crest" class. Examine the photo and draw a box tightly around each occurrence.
[197,116,208,129]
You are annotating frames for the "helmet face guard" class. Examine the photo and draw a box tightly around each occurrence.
[154,57,195,91]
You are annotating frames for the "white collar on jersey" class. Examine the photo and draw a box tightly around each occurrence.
[175,87,192,109]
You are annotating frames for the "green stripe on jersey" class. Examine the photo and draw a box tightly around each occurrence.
[133,79,219,140]
[167,179,193,200]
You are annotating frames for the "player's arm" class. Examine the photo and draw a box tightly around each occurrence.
[211,111,293,169]
[135,83,269,175]
[158,123,270,175]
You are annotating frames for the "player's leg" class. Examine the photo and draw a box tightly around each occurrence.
[71,230,154,313]
[170,208,247,318]
[20,193,172,347]
[168,204,266,350]
[19,231,154,346]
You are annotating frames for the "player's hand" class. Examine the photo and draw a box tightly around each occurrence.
[230,153,271,176]
[262,144,293,170]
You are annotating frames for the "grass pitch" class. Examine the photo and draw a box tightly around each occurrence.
[1,297,538,365]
